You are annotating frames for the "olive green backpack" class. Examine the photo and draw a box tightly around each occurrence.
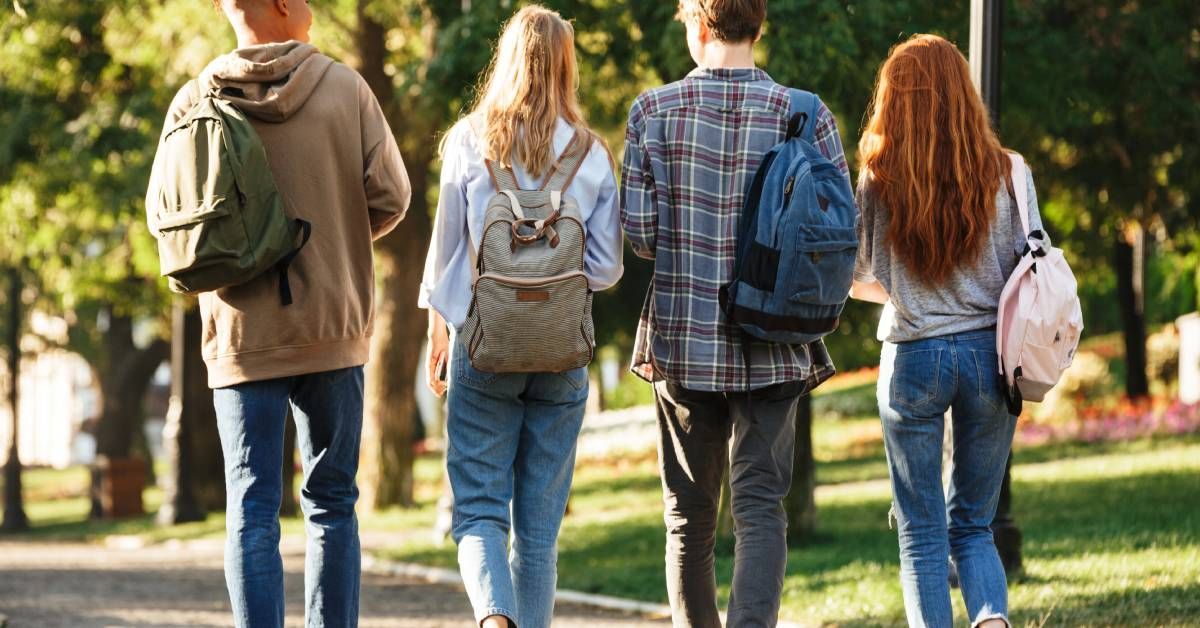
[145,89,310,304]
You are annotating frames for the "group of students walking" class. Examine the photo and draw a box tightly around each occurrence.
[146,1,1052,627]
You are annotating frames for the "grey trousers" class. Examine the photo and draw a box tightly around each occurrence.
[653,379,806,628]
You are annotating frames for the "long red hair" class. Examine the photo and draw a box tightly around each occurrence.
[858,34,1011,284]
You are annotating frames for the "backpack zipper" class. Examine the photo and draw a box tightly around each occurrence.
[474,270,588,289]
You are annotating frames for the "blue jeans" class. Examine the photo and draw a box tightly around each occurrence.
[447,340,589,628]
[213,366,364,628]
[878,329,1015,628]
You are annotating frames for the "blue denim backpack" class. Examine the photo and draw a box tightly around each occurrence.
[719,89,858,346]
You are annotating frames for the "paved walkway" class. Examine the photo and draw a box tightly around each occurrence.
[0,538,668,627]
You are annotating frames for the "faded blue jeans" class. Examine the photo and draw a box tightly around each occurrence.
[447,340,589,628]
[213,366,364,628]
[879,329,1015,628]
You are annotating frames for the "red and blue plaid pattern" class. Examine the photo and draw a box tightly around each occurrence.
[621,68,849,392]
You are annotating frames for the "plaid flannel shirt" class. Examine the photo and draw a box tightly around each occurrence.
[620,68,850,392]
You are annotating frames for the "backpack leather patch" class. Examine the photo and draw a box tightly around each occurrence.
[516,290,550,303]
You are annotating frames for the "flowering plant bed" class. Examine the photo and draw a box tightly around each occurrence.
[1018,399,1200,446]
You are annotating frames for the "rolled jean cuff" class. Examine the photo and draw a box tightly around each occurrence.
[475,606,516,627]
[971,613,1010,628]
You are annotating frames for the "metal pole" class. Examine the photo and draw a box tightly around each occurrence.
[2,264,29,532]
[970,0,1003,123]
[970,0,1022,575]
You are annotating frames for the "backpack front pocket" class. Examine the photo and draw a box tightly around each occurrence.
[466,271,594,373]
[786,225,858,306]
[152,199,248,293]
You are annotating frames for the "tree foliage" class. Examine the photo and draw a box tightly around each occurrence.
[2,0,1197,501]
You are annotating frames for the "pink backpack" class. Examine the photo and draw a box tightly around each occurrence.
[996,154,1084,412]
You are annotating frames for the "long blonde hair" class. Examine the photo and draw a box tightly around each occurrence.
[454,5,596,179]
[858,34,1011,284]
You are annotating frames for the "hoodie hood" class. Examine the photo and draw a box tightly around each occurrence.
[201,41,334,123]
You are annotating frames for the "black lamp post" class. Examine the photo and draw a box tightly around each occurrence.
[970,0,1023,575]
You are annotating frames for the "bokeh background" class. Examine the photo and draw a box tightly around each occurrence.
[1,1,1198,625]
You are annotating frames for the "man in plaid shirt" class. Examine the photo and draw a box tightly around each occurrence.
[620,1,853,626]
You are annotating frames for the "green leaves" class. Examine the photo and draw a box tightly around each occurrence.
[2,0,1196,362]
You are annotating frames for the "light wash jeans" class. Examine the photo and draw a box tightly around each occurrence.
[447,340,589,628]
[213,366,364,628]
[879,329,1015,628]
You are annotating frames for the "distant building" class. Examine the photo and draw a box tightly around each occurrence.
[0,349,96,469]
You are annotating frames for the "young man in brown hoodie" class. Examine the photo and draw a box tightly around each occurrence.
[151,1,411,625]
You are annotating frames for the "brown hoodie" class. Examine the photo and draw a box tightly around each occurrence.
[159,41,411,388]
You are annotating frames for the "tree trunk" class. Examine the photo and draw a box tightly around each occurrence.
[158,301,225,524]
[2,264,29,532]
[1116,225,1149,399]
[158,300,206,525]
[354,4,438,510]
[785,394,817,543]
[186,312,226,514]
[359,233,428,509]
[90,308,169,518]
[94,312,169,459]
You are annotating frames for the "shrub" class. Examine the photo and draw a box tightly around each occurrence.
[1146,323,1181,390]
[1031,351,1114,424]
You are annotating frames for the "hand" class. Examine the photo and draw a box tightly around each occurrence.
[426,312,450,398]
[849,279,890,305]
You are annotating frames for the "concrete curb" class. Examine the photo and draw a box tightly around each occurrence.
[363,555,811,627]
[363,554,673,618]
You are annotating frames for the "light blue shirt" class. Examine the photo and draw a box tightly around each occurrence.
[420,118,624,330]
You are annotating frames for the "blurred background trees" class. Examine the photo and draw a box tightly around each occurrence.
[1,0,1197,527]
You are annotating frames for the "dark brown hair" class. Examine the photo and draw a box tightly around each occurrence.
[858,34,1012,284]
[677,0,766,43]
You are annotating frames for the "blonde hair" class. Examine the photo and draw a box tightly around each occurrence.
[457,5,596,179]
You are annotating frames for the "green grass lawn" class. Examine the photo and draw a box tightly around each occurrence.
[376,434,1200,627]
[11,423,1200,626]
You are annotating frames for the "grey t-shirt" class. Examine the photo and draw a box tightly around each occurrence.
[854,163,1045,343]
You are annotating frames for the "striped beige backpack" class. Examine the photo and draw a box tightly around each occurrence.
[461,131,595,373]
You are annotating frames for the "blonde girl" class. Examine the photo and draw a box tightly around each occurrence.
[418,6,622,627]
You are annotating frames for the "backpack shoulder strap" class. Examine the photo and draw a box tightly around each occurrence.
[786,88,820,142]
[541,130,591,192]
[1007,152,1031,236]
[485,160,521,193]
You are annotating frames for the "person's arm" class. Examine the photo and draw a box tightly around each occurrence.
[426,309,450,398]
[811,100,882,304]
[358,77,412,241]
[419,125,469,397]
[619,97,658,260]
[811,101,850,178]
[849,170,888,304]
[850,280,889,304]
[584,149,624,291]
